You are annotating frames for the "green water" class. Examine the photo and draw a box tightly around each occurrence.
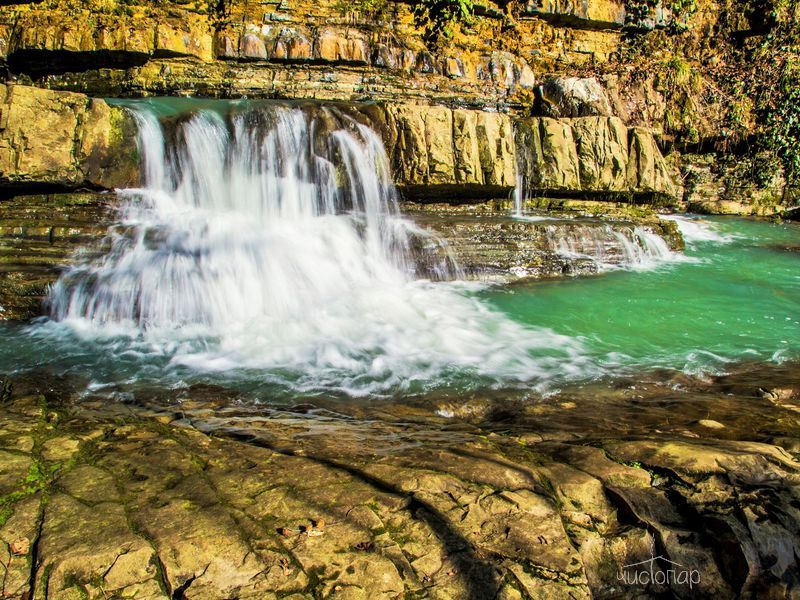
[0,215,797,400]
[481,216,800,376]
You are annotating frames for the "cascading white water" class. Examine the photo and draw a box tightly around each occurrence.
[48,101,595,395]
[611,226,676,270]
[545,224,681,271]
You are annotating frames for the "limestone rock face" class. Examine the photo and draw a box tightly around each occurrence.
[0,84,139,190]
[0,193,115,320]
[0,0,615,104]
[517,116,677,200]
[627,126,677,198]
[0,84,675,204]
[517,117,580,192]
[4,9,213,65]
[523,0,627,27]
[375,104,516,199]
[573,116,629,191]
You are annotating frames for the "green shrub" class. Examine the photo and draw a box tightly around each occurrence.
[412,0,474,46]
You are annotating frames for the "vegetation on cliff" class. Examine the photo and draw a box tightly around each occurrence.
[756,0,800,195]
[411,0,474,45]
[612,0,799,202]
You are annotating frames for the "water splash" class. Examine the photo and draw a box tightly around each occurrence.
[46,101,599,396]
[660,215,737,246]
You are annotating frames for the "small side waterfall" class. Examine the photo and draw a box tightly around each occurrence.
[547,224,675,271]
[47,100,593,395]
[510,119,681,271]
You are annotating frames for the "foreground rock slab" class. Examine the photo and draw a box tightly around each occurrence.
[0,371,799,599]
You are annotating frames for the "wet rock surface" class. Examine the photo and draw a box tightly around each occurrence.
[0,364,798,599]
[0,193,115,320]
[404,202,683,281]
[0,191,684,320]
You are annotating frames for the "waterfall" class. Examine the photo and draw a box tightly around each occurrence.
[660,215,736,246]
[46,100,593,395]
[50,105,451,328]
[513,168,524,218]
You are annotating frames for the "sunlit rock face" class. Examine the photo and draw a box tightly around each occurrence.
[0,85,679,202]
[0,84,138,190]
[0,92,683,321]
[515,116,677,201]
[0,0,624,103]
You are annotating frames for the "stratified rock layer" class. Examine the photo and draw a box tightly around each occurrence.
[0,85,678,202]
[363,104,517,199]
[0,0,624,104]
[0,193,114,320]
[516,116,678,200]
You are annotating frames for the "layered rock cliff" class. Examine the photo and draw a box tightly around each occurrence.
[0,0,791,214]
[0,84,680,320]
[0,0,791,321]
[0,0,618,105]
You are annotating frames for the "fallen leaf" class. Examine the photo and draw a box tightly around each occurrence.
[9,538,30,556]
[312,518,325,529]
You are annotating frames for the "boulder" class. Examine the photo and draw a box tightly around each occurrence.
[0,84,139,190]
[539,77,614,118]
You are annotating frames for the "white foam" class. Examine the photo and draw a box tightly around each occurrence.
[547,224,694,272]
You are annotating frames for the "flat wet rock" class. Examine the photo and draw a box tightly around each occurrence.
[404,202,683,282]
[0,367,798,599]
